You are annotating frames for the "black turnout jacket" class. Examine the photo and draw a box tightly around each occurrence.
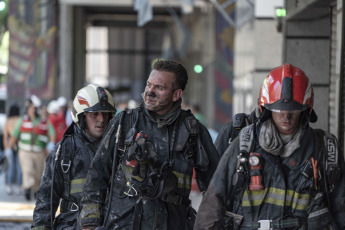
[195,121,345,230]
[80,102,220,230]
[32,123,100,230]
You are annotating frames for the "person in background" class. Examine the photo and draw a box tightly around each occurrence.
[191,103,206,126]
[32,84,116,230]
[48,99,68,143]
[65,99,73,126]
[3,104,21,195]
[80,59,220,230]
[182,100,218,143]
[194,63,345,229]
[39,104,56,155]
[57,96,68,120]
[214,109,257,156]
[8,95,56,200]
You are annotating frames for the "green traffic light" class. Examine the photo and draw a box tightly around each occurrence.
[194,64,203,74]
[0,2,5,11]
[276,8,286,18]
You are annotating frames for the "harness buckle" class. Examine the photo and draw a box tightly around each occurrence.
[69,202,79,212]
[258,220,272,230]
[61,160,71,173]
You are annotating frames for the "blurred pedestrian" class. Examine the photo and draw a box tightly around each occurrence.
[57,96,68,119]
[191,103,206,126]
[3,104,21,195]
[65,99,73,126]
[39,104,57,154]
[48,100,68,143]
[8,95,56,200]
[32,84,116,230]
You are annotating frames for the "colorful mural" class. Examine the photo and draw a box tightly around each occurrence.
[214,7,235,131]
[7,0,57,102]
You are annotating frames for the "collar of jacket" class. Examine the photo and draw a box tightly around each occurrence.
[141,99,182,128]
[64,123,100,144]
[256,117,309,153]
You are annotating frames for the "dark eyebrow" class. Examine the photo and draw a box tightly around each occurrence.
[146,80,166,89]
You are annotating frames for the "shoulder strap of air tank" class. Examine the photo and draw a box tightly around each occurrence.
[238,124,255,154]
[182,110,199,162]
[117,108,140,152]
[228,113,253,144]
[231,124,255,213]
[60,135,74,197]
[117,110,129,152]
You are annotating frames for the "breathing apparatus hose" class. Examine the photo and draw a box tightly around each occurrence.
[103,112,125,226]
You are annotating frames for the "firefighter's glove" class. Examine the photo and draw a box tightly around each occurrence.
[307,192,338,230]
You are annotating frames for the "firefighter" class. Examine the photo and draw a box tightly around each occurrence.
[214,109,257,156]
[32,84,116,230]
[80,60,220,230]
[194,63,345,230]
[8,95,56,201]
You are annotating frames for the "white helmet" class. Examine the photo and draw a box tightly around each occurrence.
[71,84,116,124]
[26,95,41,108]
[47,100,60,114]
[57,96,67,107]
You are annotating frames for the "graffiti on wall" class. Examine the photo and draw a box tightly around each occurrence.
[214,7,235,131]
[7,0,56,102]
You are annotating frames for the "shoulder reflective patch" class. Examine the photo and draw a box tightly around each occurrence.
[326,137,338,168]
[239,125,254,153]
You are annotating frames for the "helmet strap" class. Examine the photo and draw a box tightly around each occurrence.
[79,113,87,130]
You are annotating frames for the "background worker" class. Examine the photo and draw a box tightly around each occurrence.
[3,104,21,195]
[8,95,56,200]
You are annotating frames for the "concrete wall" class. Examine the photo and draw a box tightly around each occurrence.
[284,16,331,131]
[234,18,283,115]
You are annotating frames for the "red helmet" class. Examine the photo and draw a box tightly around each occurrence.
[258,63,313,113]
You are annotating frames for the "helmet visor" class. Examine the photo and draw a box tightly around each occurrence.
[264,98,308,112]
[84,102,116,113]
[270,109,303,114]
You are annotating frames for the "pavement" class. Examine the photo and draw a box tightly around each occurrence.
[0,172,34,229]
[0,169,203,229]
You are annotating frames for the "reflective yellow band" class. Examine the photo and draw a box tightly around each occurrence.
[70,178,86,194]
[285,190,310,210]
[172,171,191,189]
[242,187,310,211]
